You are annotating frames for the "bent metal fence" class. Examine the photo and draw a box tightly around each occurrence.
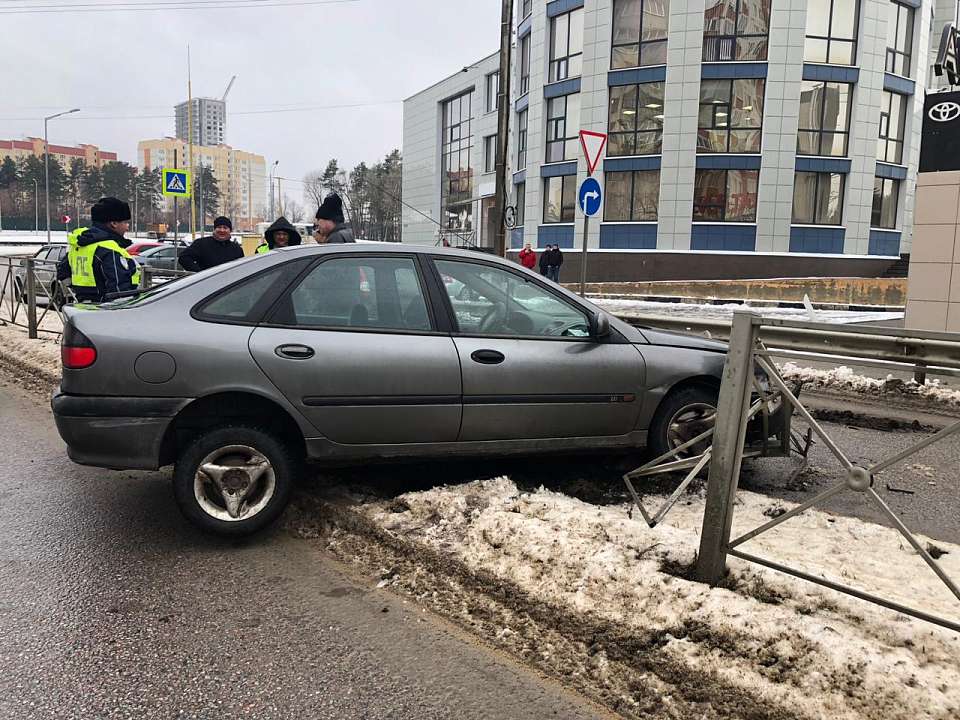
[620,309,960,633]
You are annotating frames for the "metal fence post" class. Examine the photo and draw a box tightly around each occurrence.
[695,309,759,584]
[24,258,37,339]
[138,267,152,290]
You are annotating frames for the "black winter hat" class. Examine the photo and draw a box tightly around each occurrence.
[91,197,131,223]
[213,216,232,230]
[315,193,344,223]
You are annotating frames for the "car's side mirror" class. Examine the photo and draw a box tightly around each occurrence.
[591,312,611,340]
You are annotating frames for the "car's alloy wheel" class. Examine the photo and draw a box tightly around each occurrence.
[172,425,296,535]
[649,386,719,461]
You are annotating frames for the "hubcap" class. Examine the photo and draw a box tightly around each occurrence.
[193,444,276,522]
[666,402,717,458]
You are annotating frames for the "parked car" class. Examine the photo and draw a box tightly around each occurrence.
[15,244,68,306]
[134,244,184,270]
[52,245,773,536]
[126,241,164,257]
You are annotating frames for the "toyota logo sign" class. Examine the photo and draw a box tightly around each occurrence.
[929,101,960,123]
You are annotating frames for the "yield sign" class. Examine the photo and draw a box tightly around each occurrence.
[579,130,607,176]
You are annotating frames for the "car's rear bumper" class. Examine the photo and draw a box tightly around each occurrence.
[52,391,190,471]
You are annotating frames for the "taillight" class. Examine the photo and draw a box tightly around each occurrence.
[61,324,97,369]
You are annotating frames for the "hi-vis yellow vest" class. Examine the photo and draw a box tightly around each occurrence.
[72,238,141,289]
[255,243,270,254]
[67,226,87,280]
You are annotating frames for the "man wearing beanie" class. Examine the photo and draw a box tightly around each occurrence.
[69,197,140,303]
[313,193,355,244]
[178,216,243,272]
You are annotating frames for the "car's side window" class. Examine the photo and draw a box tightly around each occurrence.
[434,259,590,338]
[195,265,289,322]
[286,256,431,332]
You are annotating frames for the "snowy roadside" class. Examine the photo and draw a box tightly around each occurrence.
[593,297,905,324]
[300,476,960,720]
[0,320,61,389]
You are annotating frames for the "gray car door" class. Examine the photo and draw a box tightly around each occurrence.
[433,258,645,442]
[248,254,462,445]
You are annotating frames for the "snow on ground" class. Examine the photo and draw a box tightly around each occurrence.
[781,362,960,410]
[0,320,61,382]
[366,477,960,720]
[594,297,904,325]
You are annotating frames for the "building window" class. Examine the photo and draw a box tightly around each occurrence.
[877,91,906,164]
[872,177,899,228]
[604,170,660,221]
[543,176,576,223]
[792,171,845,225]
[517,109,528,169]
[545,93,581,162]
[441,91,474,232]
[549,8,584,82]
[797,81,852,156]
[608,82,664,156]
[886,2,914,77]
[516,182,526,224]
[611,0,669,69]
[520,0,532,20]
[483,135,497,173]
[805,0,859,65]
[702,0,771,62]
[519,34,531,95]
[485,72,500,113]
[697,78,765,153]
[693,169,759,222]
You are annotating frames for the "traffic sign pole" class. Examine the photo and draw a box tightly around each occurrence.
[579,215,589,297]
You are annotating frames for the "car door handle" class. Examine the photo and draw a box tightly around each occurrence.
[470,349,505,365]
[276,344,315,360]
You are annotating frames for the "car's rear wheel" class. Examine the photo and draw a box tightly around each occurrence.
[649,385,719,461]
[172,425,296,536]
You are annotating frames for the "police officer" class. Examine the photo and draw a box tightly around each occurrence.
[69,197,140,303]
[256,216,302,254]
[56,223,89,288]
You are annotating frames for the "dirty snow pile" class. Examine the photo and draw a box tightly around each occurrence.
[0,320,61,381]
[780,361,960,410]
[370,477,960,720]
[593,298,904,325]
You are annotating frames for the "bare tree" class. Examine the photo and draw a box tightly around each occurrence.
[286,199,304,223]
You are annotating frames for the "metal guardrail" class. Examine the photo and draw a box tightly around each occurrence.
[138,265,192,290]
[678,310,960,633]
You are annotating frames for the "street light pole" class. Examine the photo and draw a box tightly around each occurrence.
[44,108,80,245]
[269,160,279,220]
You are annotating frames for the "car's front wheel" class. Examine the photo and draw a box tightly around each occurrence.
[648,385,719,461]
[172,425,296,536]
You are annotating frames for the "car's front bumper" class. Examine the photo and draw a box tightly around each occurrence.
[51,392,191,470]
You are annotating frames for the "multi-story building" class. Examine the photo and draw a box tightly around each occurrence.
[138,138,267,229]
[176,98,227,146]
[0,138,117,169]
[403,0,960,280]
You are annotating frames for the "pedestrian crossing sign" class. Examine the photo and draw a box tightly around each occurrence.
[162,168,191,198]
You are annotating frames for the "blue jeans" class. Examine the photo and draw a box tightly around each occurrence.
[547,266,560,282]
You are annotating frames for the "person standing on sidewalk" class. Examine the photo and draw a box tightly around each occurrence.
[69,197,140,302]
[538,245,551,276]
[178,216,243,271]
[549,245,564,282]
[518,242,536,270]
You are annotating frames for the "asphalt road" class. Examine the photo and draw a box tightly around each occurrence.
[0,383,608,720]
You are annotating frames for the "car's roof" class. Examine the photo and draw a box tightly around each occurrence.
[274,242,515,264]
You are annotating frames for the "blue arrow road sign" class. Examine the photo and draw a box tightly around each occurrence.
[578,177,602,217]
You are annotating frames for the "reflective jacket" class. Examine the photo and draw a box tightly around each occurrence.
[71,225,140,302]
[57,226,88,282]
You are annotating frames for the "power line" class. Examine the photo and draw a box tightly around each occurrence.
[0,0,359,14]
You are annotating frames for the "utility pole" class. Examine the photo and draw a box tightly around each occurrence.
[198,158,205,232]
[44,108,80,244]
[33,178,39,232]
[492,0,515,257]
[187,45,197,240]
[269,160,279,219]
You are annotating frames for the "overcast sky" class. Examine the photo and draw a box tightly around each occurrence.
[0,0,499,203]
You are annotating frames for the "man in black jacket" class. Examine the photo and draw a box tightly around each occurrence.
[178,216,243,271]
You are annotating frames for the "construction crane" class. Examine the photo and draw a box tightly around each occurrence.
[222,75,237,102]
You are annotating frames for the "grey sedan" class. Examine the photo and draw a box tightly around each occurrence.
[53,244,732,535]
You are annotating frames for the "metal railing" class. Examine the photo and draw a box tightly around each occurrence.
[673,310,960,632]
[138,266,192,290]
[0,256,70,338]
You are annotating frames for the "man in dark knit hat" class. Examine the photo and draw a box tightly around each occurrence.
[178,215,243,271]
[313,193,355,244]
[67,197,140,303]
